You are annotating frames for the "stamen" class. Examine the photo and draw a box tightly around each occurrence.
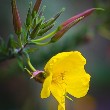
[64,93,73,101]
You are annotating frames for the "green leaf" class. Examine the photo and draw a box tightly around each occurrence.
[26,2,32,27]
[17,56,24,70]
[37,23,55,36]
[30,19,43,39]
[41,8,65,29]
[7,35,14,48]
[38,5,46,18]
[21,28,28,44]
[13,40,20,48]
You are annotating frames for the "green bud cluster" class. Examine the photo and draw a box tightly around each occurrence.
[0,0,103,72]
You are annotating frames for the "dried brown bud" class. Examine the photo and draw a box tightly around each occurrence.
[11,0,22,35]
[32,0,42,14]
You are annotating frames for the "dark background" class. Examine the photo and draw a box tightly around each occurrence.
[0,0,110,110]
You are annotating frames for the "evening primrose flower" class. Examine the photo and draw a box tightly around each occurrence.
[41,51,91,110]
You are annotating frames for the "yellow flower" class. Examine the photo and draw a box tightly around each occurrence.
[41,51,91,110]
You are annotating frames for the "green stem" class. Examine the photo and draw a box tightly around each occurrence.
[23,51,36,72]
[27,59,36,72]
[31,29,58,42]
[18,43,28,54]
[32,41,51,46]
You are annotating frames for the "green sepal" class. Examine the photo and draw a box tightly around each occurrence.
[26,5,32,27]
[7,34,20,49]
[37,23,55,36]
[30,19,43,39]
[41,8,65,29]
[38,5,46,18]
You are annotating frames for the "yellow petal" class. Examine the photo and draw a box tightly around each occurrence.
[43,51,90,109]
[66,72,90,98]
[50,82,65,110]
[58,104,65,110]
[45,51,86,78]
[41,75,52,98]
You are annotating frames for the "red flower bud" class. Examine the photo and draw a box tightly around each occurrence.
[61,8,95,27]
[11,0,22,35]
[33,0,42,13]
[51,8,103,42]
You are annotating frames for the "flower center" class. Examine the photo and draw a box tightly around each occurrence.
[52,72,65,83]
[52,72,67,93]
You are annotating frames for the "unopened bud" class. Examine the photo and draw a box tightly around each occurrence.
[11,0,22,35]
[51,8,103,42]
[62,8,104,27]
[32,0,42,14]
[37,23,54,36]
[26,3,32,27]
[41,8,65,29]
[30,20,42,39]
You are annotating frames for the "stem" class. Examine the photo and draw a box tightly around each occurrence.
[27,59,36,72]
[23,51,36,72]
[32,41,51,46]
[18,28,30,54]
[31,29,58,42]
[18,43,28,54]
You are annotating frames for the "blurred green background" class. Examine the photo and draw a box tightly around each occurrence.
[0,0,110,110]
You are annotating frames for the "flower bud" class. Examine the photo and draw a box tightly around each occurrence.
[26,5,32,27]
[41,8,65,29]
[11,0,22,35]
[37,23,55,36]
[32,0,42,14]
[30,19,42,39]
[61,8,96,27]
[51,8,103,42]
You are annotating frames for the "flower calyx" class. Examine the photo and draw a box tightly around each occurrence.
[31,70,45,83]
